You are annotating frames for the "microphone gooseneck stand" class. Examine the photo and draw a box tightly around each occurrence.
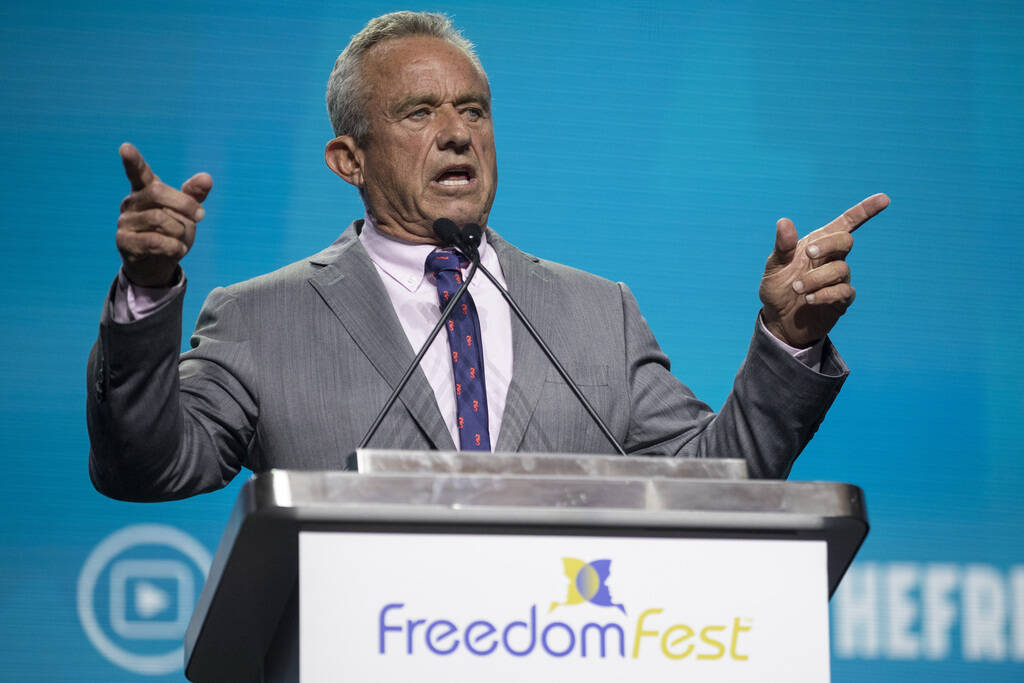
[445,221,628,456]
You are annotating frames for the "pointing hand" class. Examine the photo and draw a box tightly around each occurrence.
[115,143,212,287]
[759,193,890,348]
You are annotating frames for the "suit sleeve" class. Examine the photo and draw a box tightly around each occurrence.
[86,278,258,501]
[618,283,848,478]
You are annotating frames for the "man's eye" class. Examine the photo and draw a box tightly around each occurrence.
[463,107,484,120]
[409,108,430,119]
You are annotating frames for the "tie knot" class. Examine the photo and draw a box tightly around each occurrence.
[425,250,462,275]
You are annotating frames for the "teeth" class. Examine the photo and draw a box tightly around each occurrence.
[439,179,470,186]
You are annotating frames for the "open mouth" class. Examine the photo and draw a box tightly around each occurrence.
[434,165,475,187]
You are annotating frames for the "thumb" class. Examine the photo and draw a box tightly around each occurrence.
[181,172,213,204]
[768,217,798,267]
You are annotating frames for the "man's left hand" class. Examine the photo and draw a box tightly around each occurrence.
[759,193,890,348]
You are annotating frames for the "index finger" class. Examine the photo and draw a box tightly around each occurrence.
[119,142,158,191]
[823,193,890,234]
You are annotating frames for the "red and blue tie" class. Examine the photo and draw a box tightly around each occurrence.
[425,250,491,451]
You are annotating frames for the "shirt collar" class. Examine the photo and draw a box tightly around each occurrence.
[359,212,493,292]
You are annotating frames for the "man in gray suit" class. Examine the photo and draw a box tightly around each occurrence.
[87,12,888,501]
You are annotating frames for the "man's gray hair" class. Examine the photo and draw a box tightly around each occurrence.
[326,11,484,142]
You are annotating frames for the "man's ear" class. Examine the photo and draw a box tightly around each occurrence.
[325,136,365,187]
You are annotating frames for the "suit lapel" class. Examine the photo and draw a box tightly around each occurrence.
[490,231,554,452]
[307,223,455,451]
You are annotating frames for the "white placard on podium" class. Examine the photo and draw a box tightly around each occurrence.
[300,531,829,682]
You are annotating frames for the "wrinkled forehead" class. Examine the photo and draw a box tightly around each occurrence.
[361,35,491,104]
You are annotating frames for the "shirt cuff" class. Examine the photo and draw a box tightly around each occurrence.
[756,314,824,372]
[111,267,185,323]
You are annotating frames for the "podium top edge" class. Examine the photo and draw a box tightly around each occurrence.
[344,449,750,479]
[245,468,864,526]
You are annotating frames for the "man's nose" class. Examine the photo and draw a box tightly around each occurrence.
[436,106,471,151]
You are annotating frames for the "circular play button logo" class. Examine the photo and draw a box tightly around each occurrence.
[77,524,212,675]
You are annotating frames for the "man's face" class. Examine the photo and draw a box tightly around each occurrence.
[344,35,497,243]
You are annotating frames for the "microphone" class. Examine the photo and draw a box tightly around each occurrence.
[458,222,482,262]
[357,219,480,449]
[431,217,462,252]
[453,223,627,456]
[432,217,481,262]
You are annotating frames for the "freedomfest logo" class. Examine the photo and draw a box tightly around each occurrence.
[77,524,212,676]
[379,557,753,661]
[550,558,626,615]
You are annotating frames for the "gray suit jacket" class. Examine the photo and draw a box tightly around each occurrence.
[87,221,847,501]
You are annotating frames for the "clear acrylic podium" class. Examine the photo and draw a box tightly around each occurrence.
[184,450,868,682]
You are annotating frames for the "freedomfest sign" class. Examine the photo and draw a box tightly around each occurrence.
[300,533,830,682]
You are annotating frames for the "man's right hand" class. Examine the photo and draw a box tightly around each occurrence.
[116,143,212,287]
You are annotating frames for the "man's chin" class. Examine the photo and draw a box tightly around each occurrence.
[431,205,488,230]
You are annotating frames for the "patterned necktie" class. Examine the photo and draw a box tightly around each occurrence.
[425,250,491,451]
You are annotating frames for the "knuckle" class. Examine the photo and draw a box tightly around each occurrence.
[148,182,174,205]
[137,231,160,250]
[169,214,192,238]
[157,238,173,257]
[144,183,164,203]
[132,231,153,250]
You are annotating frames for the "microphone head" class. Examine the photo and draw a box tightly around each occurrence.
[432,218,460,247]
[462,223,483,249]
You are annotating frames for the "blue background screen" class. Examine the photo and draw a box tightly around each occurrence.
[1,1,1021,679]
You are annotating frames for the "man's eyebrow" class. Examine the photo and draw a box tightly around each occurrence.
[392,92,491,113]
[455,92,491,110]
[393,93,438,113]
